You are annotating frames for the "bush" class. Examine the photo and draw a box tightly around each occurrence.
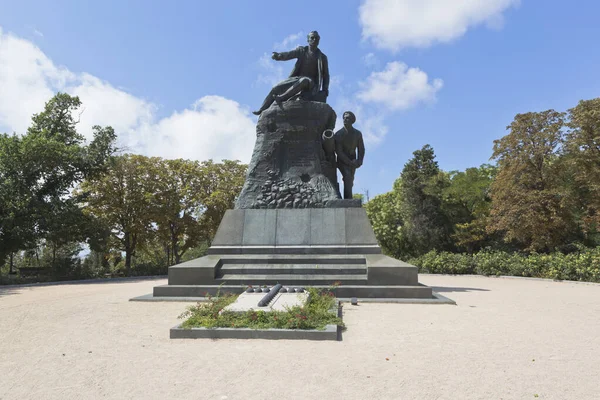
[408,247,600,283]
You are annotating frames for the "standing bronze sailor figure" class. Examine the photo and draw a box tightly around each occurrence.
[335,111,365,199]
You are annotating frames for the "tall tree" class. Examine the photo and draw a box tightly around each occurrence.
[564,98,600,244]
[488,110,576,252]
[440,164,498,252]
[150,158,206,266]
[196,159,247,240]
[78,154,156,275]
[399,145,452,257]
[0,93,116,271]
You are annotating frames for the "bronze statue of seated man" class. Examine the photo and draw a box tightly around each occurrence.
[253,31,330,115]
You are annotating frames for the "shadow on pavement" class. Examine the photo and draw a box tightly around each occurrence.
[0,275,167,290]
[0,286,24,297]
[431,286,490,293]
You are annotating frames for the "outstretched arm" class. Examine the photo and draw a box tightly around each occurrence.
[272,46,304,61]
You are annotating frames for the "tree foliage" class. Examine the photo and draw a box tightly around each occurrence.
[398,145,452,257]
[487,110,577,252]
[563,98,600,243]
[0,93,116,272]
[77,155,247,275]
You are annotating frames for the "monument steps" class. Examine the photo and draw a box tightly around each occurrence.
[215,273,368,286]
[218,254,367,265]
[153,284,434,299]
[218,264,367,275]
[150,209,444,301]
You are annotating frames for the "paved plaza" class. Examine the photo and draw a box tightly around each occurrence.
[1,275,599,400]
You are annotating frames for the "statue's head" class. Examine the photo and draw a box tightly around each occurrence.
[307,31,320,48]
[343,111,356,126]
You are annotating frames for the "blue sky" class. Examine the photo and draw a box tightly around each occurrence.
[1,0,600,197]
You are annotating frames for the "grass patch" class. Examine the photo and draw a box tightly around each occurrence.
[178,286,344,331]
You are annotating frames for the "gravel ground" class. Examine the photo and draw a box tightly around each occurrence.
[1,275,599,400]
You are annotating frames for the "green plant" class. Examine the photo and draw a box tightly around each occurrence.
[178,286,344,331]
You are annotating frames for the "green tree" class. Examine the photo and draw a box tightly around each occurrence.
[564,98,600,244]
[78,154,156,275]
[399,145,452,257]
[440,164,498,252]
[487,110,577,252]
[365,179,409,258]
[196,159,247,240]
[0,93,116,272]
[150,158,207,266]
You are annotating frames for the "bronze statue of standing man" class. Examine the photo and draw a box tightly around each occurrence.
[253,31,330,115]
[335,111,365,199]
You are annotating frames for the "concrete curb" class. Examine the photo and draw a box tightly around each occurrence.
[170,324,339,341]
[130,291,456,304]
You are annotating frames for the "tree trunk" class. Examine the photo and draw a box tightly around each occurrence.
[52,242,57,266]
[9,252,14,274]
[173,238,180,265]
[125,250,132,276]
[124,233,132,276]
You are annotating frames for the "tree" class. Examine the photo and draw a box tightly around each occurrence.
[0,93,116,272]
[150,158,206,266]
[78,154,156,275]
[399,145,452,257]
[564,98,600,244]
[487,110,577,252]
[440,164,498,252]
[365,178,410,258]
[196,159,247,240]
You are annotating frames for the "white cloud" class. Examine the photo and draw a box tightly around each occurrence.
[0,27,256,163]
[141,96,256,162]
[357,61,443,111]
[334,97,389,146]
[256,52,286,87]
[362,52,380,68]
[359,0,520,51]
[274,32,304,51]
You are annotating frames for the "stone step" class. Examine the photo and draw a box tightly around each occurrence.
[153,284,434,299]
[218,255,366,265]
[216,274,368,286]
[218,264,367,276]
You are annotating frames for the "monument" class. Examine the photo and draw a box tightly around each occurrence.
[149,31,449,303]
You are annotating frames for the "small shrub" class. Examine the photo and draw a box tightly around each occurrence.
[408,248,600,283]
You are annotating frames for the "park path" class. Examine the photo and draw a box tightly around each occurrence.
[1,275,599,400]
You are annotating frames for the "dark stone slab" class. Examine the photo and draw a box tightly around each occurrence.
[211,210,245,246]
[366,254,419,285]
[242,210,277,245]
[345,208,378,245]
[167,255,220,285]
[310,208,345,245]
[276,209,310,245]
[323,199,362,208]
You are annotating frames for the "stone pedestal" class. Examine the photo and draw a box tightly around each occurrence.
[151,208,447,302]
